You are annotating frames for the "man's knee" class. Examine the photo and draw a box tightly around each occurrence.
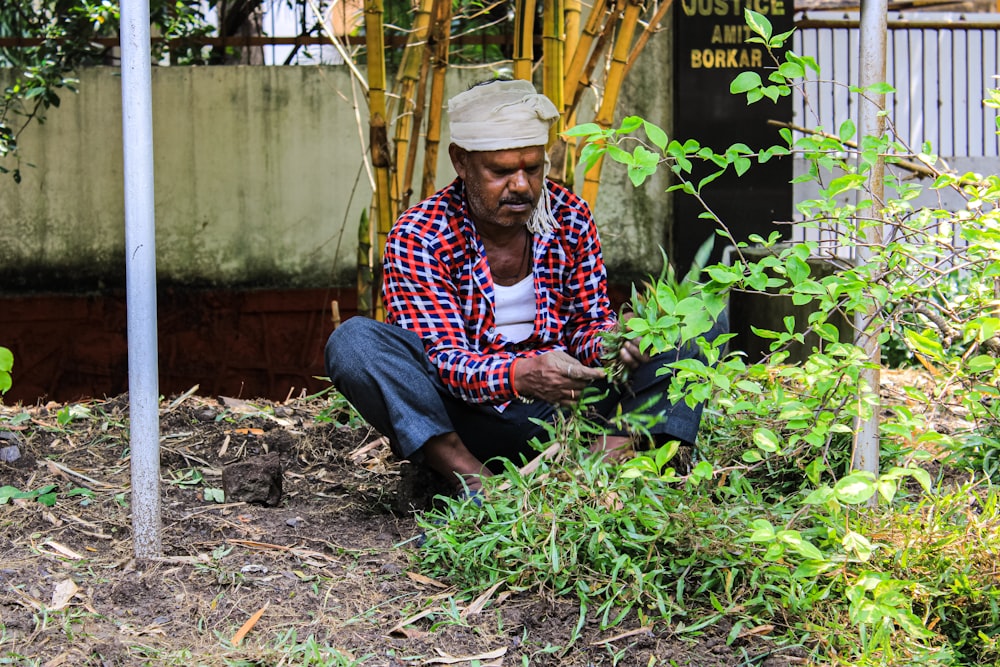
[325,316,379,380]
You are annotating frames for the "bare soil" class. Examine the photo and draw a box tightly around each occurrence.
[0,391,800,666]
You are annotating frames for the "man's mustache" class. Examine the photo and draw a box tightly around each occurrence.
[499,197,535,206]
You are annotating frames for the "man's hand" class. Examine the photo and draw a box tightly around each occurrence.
[617,312,650,371]
[513,350,605,406]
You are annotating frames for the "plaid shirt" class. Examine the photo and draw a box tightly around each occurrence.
[383,178,617,405]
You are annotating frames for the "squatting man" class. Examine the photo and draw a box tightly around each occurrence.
[325,78,727,495]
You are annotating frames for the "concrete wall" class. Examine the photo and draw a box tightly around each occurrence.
[0,34,674,292]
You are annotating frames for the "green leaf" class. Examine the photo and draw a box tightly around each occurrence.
[826,173,867,197]
[778,530,824,560]
[618,116,644,134]
[753,427,780,453]
[606,144,632,165]
[749,519,775,541]
[0,347,13,373]
[563,122,603,138]
[785,255,810,284]
[838,119,856,142]
[643,121,669,151]
[698,169,726,191]
[578,142,604,172]
[904,329,944,360]
[967,354,997,374]
[842,530,873,560]
[876,479,898,503]
[744,8,772,39]
[628,145,660,186]
[777,61,805,80]
[730,71,762,95]
[834,472,877,505]
[865,82,896,95]
[803,487,835,505]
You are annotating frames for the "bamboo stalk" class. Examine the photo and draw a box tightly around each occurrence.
[403,32,436,210]
[623,0,674,80]
[513,0,537,81]
[566,0,619,119]
[364,0,392,320]
[563,0,610,111]
[542,0,565,112]
[542,0,566,180]
[558,0,583,187]
[356,208,373,318]
[391,0,435,212]
[564,0,582,69]
[581,0,643,206]
[420,0,452,200]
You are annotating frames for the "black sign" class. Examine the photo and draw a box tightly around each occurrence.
[671,0,794,273]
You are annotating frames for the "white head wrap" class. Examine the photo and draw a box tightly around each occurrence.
[448,79,561,234]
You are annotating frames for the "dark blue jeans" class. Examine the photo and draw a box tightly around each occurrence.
[324,315,726,472]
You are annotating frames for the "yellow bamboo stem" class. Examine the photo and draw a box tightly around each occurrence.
[543,0,566,179]
[513,0,537,81]
[564,0,582,69]
[563,0,609,110]
[356,207,373,318]
[582,0,643,206]
[403,25,436,210]
[566,0,620,119]
[558,0,583,187]
[391,0,435,212]
[364,0,392,320]
[421,0,452,200]
[623,0,674,79]
[542,0,565,112]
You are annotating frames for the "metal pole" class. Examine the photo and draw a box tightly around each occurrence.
[852,0,887,478]
[120,0,162,558]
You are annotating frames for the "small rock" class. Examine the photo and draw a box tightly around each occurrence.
[222,452,283,506]
[378,562,403,576]
[194,409,217,422]
[0,444,20,463]
[285,516,304,528]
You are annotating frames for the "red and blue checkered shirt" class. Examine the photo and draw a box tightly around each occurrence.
[383,178,617,405]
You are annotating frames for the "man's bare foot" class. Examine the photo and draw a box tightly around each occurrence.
[590,435,633,463]
[421,432,492,493]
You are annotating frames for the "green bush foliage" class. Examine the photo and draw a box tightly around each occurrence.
[417,10,1000,666]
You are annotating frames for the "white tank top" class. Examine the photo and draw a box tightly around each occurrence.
[494,275,535,342]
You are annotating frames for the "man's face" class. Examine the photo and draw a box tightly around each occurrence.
[450,145,546,231]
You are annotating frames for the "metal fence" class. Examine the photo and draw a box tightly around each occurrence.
[788,12,999,254]
[793,11,1000,157]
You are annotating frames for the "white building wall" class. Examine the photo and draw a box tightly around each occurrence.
[0,36,674,289]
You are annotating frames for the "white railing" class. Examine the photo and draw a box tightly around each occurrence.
[788,12,999,254]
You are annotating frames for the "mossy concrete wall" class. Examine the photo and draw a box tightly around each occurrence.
[0,34,673,293]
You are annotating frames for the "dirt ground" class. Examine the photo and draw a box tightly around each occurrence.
[0,390,800,666]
